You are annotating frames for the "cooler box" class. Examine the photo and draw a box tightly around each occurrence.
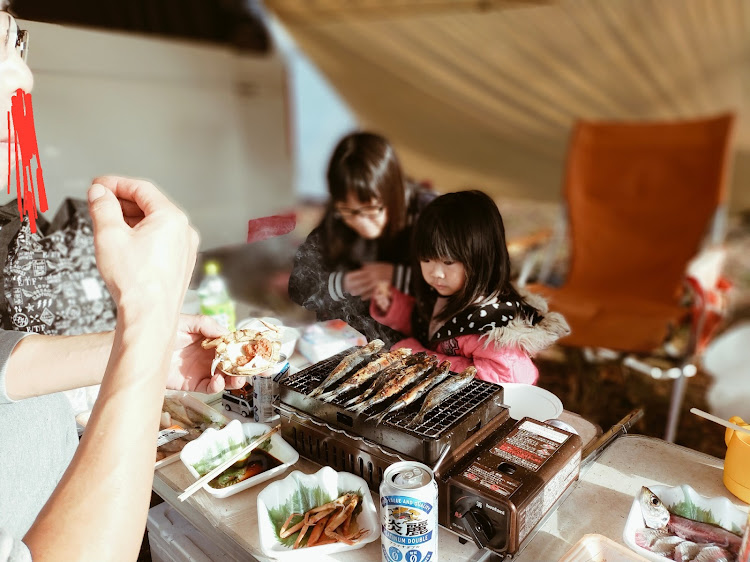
[147,502,236,562]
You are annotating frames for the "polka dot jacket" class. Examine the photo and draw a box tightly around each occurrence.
[370,288,570,385]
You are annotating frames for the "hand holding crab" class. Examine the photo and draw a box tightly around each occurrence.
[201,320,282,376]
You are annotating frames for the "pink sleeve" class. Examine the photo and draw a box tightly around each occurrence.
[370,289,415,336]
[453,336,539,385]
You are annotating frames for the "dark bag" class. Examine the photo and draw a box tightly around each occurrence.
[0,198,116,335]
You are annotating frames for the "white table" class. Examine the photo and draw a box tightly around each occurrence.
[514,435,749,561]
[152,411,599,561]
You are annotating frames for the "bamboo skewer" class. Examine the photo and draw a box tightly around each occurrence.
[178,425,281,502]
[690,408,750,435]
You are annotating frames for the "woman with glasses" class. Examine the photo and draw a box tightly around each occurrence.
[288,131,436,346]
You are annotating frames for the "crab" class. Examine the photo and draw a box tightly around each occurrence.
[201,321,282,376]
[279,493,370,549]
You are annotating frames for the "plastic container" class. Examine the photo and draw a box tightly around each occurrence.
[297,320,367,363]
[198,260,236,331]
[559,534,648,561]
[147,501,235,562]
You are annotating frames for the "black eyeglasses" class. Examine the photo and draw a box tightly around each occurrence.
[334,204,385,220]
[1,12,29,63]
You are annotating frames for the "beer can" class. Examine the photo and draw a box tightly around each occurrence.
[380,461,438,562]
[252,354,289,424]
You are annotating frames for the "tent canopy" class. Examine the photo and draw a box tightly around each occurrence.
[267,0,750,210]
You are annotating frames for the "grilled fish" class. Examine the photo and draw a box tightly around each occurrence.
[406,366,476,428]
[369,360,452,425]
[349,357,437,414]
[343,352,429,408]
[308,339,384,397]
[318,348,412,402]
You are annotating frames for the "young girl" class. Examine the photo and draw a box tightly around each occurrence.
[288,131,436,346]
[371,190,569,384]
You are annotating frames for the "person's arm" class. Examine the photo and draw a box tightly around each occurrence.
[459,336,539,385]
[5,313,244,400]
[23,177,198,562]
[5,331,113,399]
[370,288,415,335]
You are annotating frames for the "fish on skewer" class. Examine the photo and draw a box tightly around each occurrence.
[348,357,437,414]
[308,339,384,397]
[406,366,476,428]
[343,352,429,408]
[369,360,452,425]
[318,348,412,402]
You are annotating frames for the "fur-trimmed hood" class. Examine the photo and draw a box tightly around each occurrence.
[479,289,570,356]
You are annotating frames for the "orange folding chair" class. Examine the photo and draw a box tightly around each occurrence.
[522,113,736,442]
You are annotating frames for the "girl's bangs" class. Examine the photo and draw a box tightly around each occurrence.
[415,225,457,262]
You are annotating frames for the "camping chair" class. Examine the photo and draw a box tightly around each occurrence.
[520,113,736,442]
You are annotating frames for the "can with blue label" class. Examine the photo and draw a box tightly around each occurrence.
[380,461,438,562]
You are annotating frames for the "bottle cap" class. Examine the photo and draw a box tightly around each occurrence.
[204,260,220,275]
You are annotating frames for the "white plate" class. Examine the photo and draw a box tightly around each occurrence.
[500,383,563,421]
[622,484,747,562]
[180,420,299,499]
[257,467,379,559]
[237,316,300,359]
[559,534,649,562]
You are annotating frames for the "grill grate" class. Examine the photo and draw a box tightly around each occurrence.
[386,381,501,437]
[280,347,504,441]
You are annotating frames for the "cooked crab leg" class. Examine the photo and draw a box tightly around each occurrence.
[306,513,331,547]
[279,512,305,538]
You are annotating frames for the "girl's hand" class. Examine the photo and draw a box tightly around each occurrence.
[373,282,393,314]
[343,262,394,300]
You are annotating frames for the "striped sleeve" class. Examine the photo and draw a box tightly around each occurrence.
[327,271,347,301]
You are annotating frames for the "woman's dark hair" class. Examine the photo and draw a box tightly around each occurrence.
[412,190,522,323]
[321,132,407,262]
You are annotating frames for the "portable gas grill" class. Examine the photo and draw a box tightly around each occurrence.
[277,348,508,491]
[277,347,584,557]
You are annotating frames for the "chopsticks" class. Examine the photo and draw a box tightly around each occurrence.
[178,425,280,502]
[690,408,750,435]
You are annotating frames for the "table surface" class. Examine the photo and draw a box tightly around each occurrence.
[515,434,749,561]
[152,410,600,562]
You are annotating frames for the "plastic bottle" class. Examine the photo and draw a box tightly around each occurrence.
[197,260,236,331]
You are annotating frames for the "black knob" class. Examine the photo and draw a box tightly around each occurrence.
[460,506,494,549]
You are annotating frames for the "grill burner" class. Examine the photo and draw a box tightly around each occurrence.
[278,348,506,469]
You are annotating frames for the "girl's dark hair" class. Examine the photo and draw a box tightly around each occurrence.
[321,132,407,262]
[412,190,522,323]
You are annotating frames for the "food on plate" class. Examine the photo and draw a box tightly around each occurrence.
[635,486,743,560]
[406,366,477,428]
[318,347,413,402]
[191,434,280,489]
[370,360,452,425]
[277,493,369,549]
[202,321,282,376]
[157,394,227,462]
[308,339,385,397]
